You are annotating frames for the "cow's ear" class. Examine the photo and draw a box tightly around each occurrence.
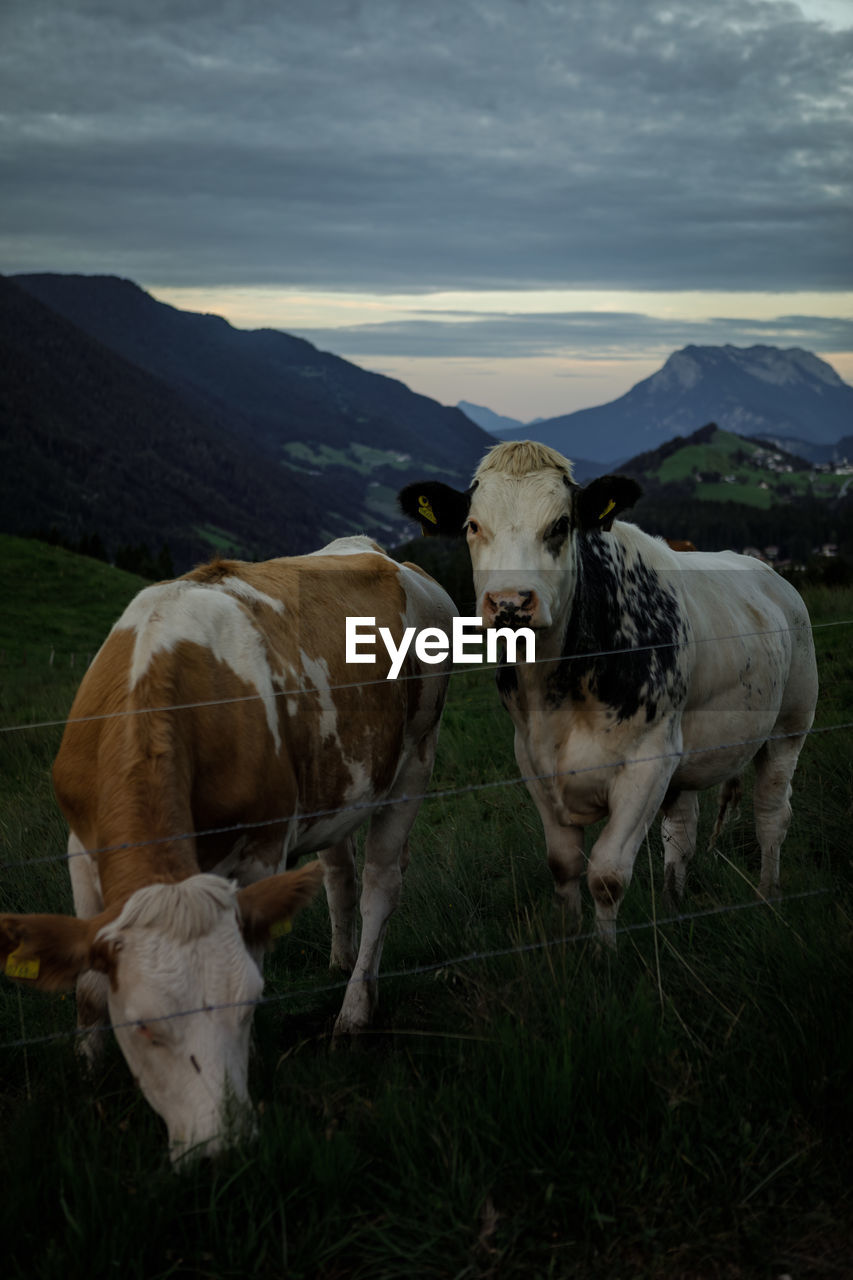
[397,482,472,538]
[576,475,642,533]
[0,911,107,991]
[237,861,325,948]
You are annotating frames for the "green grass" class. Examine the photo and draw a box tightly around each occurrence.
[1,543,852,1278]
[696,480,774,508]
[656,431,747,483]
[0,534,147,667]
[282,441,442,477]
[193,524,246,554]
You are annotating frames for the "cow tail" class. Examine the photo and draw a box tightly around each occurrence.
[709,776,743,847]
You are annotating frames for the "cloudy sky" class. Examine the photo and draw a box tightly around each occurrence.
[2,0,852,420]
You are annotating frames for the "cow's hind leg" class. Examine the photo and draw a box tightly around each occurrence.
[334,730,438,1037]
[709,776,742,847]
[752,735,806,897]
[661,790,699,905]
[319,838,358,973]
[68,834,108,1068]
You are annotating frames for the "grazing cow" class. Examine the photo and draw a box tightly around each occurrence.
[399,442,818,941]
[0,537,456,1159]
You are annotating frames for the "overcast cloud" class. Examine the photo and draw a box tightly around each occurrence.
[295,310,853,359]
[3,0,851,292]
[2,0,852,414]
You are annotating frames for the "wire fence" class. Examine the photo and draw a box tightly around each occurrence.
[1,614,850,1057]
[1,616,850,867]
[1,714,852,874]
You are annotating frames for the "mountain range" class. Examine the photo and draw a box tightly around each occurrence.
[4,271,852,572]
[457,400,529,436]
[4,274,492,567]
[486,345,853,465]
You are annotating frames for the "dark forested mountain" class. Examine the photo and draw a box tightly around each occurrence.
[3,274,493,568]
[494,345,853,465]
[0,277,339,566]
[12,273,491,534]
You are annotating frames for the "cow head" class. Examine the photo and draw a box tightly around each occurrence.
[399,441,641,635]
[0,862,323,1162]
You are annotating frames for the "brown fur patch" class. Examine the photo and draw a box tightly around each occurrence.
[237,861,325,947]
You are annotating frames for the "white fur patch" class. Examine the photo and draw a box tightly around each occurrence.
[298,650,340,743]
[308,535,386,558]
[216,577,285,615]
[115,582,282,750]
[98,874,239,945]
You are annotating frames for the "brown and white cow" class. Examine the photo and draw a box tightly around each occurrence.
[399,442,818,941]
[0,536,456,1160]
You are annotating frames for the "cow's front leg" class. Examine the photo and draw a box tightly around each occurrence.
[516,735,585,927]
[319,838,358,972]
[587,750,677,945]
[67,833,108,1068]
[546,822,586,929]
[334,810,407,1036]
[334,727,438,1037]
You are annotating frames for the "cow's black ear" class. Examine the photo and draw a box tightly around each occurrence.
[576,475,642,532]
[397,481,472,537]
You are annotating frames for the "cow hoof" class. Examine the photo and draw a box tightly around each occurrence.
[332,1013,369,1041]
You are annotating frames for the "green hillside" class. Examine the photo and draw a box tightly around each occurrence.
[633,426,850,509]
[0,534,147,667]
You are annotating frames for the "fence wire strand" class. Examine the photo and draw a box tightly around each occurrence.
[2,617,850,737]
[0,609,847,1057]
[0,887,830,1053]
[2,715,851,873]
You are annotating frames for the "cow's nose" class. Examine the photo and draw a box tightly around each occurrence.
[483,589,537,621]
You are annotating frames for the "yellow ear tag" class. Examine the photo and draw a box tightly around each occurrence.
[269,918,292,939]
[5,948,40,980]
[417,495,437,525]
[598,498,616,522]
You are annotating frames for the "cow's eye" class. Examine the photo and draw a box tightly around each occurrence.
[466,520,480,535]
[546,516,569,541]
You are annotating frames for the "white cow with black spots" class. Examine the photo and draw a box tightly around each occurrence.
[400,441,818,941]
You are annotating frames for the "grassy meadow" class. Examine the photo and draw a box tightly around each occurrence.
[1,535,852,1278]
